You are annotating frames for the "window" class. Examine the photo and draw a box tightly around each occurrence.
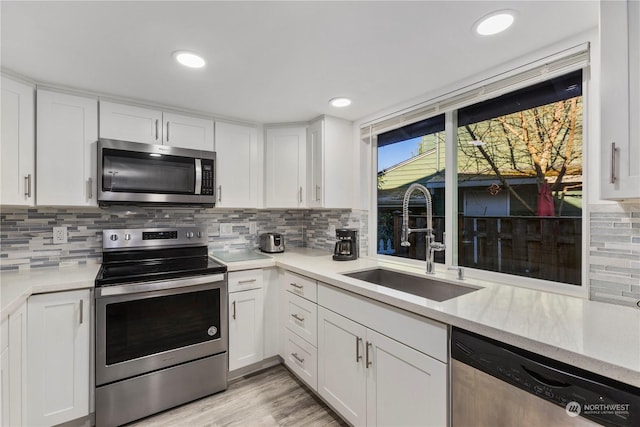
[457,71,582,285]
[374,70,583,287]
[377,114,445,262]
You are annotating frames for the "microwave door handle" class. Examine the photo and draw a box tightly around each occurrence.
[195,159,202,195]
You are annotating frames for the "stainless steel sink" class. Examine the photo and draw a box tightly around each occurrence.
[342,268,479,302]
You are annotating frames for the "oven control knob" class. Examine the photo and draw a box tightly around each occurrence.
[124,233,131,241]
[186,232,194,238]
[197,231,203,238]
[109,234,118,241]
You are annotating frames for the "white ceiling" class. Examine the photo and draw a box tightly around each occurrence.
[0,1,598,125]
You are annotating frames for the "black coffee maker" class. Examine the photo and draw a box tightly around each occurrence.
[333,228,359,261]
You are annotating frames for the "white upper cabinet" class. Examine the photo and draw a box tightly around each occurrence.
[99,101,162,144]
[214,121,259,207]
[600,0,640,199]
[306,119,323,208]
[1,76,35,206]
[99,100,213,151]
[307,116,353,208]
[162,112,214,151]
[265,126,307,208]
[37,89,98,206]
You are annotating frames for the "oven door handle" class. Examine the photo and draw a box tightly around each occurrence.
[96,274,225,297]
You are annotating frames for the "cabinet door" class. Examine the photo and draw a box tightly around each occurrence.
[37,90,98,206]
[317,307,366,426]
[600,0,640,199]
[215,121,259,207]
[262,268,280,359]
[7,304,27,427]
[228,288,264,371]
[1,77,35,206]
[323,116,354,208]
[0,346,7,427]
[163,112,214,151]
[365,329,447,427]
[27,289,90,426]
[265,126,306,208]
[306,119,323,207]
[99,100,162,144]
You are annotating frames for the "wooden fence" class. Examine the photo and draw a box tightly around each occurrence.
[391,214,581,285]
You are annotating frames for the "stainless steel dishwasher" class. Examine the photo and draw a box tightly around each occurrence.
[451,328,639,427]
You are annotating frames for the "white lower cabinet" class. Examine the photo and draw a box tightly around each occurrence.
[365,329,447,427]
[284,328,318,390]
[317,306,367,425]
[317,284,448,427]
[26,289,90,426]
[280,271,319,391]
[228,288,265,371]
[228,270,265,372]
[1,303,27,427]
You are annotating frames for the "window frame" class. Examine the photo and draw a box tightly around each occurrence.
[366,47,590,299]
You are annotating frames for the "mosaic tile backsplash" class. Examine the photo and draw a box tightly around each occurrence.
[4,203,640,309]
[0,207,368,271]
[589,203,640,308]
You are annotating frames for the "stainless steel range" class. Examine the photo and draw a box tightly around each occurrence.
[94,226,228,427]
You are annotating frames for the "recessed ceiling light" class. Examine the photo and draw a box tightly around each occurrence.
[474,11,515,36]
[173,51,206,68]
[329,97,352,108]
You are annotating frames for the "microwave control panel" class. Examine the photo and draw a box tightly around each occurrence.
[201,160,214,195]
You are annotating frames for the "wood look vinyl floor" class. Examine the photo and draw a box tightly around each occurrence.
[127,365,348,427]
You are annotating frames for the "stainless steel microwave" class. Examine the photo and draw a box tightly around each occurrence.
[98,139,216,206]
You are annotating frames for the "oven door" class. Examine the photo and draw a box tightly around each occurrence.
[95,274,227,386]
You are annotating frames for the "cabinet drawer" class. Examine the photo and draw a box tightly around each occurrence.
[228,269,263,293]
[284,292,317,346]
[284,329,317,391]
[284,270,317,302]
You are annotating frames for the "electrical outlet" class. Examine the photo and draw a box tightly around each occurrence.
[220,223,233,237]
[249,222,257,234]
[329,224,336,235]
[53,226,67,244]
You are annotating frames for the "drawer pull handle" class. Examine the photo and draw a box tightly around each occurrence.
[291,313,305,322]
[232,300,236,320]
[79,299,84,324]
[366,341,373,368]
[25,174,32,198]
[291,352,304,364]
[290,283,303,289]
[610,142,618,184]
[356,337,362,363]
[238,279,257,284]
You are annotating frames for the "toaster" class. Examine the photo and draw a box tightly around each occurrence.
[259,233,285,253]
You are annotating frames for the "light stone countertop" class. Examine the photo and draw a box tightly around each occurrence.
[1,263,100,320]
[2,249,639,389]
